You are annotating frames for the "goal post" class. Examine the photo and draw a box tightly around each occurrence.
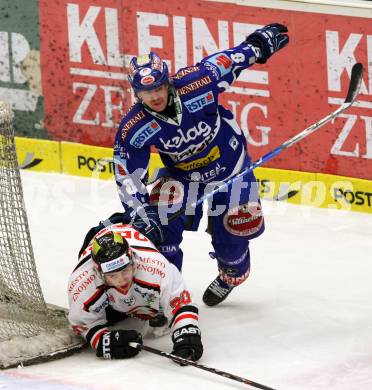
[0,101,84,368]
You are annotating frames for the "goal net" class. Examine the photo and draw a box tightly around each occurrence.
[0,101,84,368]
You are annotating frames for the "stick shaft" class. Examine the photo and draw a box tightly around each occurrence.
[129,342,277,390]
[167,62,363,222]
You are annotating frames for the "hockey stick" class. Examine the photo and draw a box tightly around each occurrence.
[163,62,363,222]
[129,342,277,390]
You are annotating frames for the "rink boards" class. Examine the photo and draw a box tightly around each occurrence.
[15,137,372,214]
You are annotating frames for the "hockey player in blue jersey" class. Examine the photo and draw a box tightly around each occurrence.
[114,23,289,306]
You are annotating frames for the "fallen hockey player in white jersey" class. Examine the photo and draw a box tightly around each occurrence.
[67,216,203,362]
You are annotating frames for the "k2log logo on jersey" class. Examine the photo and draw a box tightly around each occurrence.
[38,0,372,180]
[159,121,214,150]
[162,118,220,162]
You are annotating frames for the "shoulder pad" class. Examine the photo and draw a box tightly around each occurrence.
[172,65,211,90]
[172,66,201,83]
[175,75,213,97]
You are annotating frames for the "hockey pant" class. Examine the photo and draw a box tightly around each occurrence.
[149,170,265,286]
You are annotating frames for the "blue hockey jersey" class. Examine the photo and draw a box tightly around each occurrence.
[114,42,259,211]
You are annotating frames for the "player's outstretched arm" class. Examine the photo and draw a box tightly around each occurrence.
[159,262,203,363]
[199,23,288,90]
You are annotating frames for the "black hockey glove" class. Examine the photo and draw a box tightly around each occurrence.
[96,330,142,359]
[132,205,165,245]
[245,23,289,64]
[172,325,203,363]
[149,313,168,327]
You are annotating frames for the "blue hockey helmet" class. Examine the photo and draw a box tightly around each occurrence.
[128,52,169,92]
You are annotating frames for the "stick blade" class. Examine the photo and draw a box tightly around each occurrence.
[345,63,363,103]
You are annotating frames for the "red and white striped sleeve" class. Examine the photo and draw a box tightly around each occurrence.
[159,260,199,333]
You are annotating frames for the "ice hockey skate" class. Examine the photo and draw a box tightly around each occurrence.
[202,276,234,306]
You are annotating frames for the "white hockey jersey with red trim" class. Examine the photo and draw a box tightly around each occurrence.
[67,223,199,349]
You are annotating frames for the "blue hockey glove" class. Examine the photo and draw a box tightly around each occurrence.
[172,325,203,364]
[245,23,289,64]
[96,330,142,359]
[132,205,165,245]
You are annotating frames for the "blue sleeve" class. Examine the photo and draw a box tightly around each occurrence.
[200,42,258,92]
[113,132,151,213]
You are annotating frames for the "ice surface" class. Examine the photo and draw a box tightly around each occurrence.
[1,170,372,390]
